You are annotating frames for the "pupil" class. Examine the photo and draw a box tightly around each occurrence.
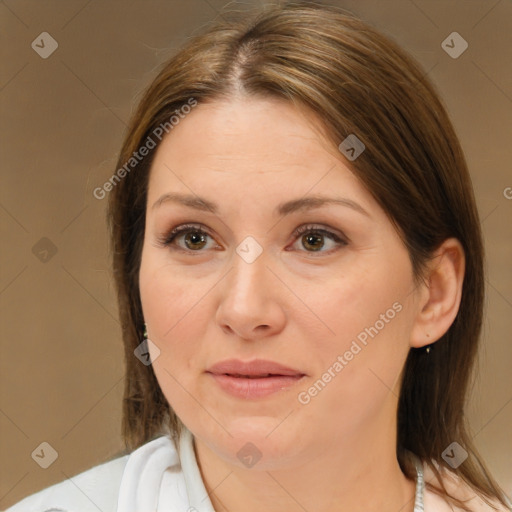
[304,233,323,251]
[186,232,206,249]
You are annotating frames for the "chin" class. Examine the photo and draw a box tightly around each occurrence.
[196,415,309,471]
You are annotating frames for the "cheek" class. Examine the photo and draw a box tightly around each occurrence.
[298,305,411,441]
[139,252,206,374]
[309,253,412,353]
[139,256,210,420]
[299,252,414,415]
[319,291,410,393]
[140,246,204,331]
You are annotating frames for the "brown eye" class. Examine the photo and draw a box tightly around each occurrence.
[182,231,208,250]
[291,224,348,254]
[161,224,215,252]
[302,232,325,251]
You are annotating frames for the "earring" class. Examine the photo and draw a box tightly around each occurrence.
[425,332,431,353]
[143,323,148,340]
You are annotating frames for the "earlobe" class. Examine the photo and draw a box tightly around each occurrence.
[410,238,465,349]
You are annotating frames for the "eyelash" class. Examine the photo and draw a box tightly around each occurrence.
[158,223,348,255]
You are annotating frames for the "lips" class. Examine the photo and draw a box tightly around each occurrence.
[206,358,305,378]
[206,359,306,399]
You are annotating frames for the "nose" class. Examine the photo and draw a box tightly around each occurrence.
[215,246,286,341]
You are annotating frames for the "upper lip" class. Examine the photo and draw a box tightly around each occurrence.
[206,359,305,377]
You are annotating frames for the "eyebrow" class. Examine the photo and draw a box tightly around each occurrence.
[152,192,370,218]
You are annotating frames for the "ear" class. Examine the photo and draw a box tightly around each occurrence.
[410,238,465,348]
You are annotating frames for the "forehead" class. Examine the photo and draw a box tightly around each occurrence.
[146,97,375,218]
[160,97,333,163]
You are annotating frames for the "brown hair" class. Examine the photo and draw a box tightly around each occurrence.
[107,1,509,509]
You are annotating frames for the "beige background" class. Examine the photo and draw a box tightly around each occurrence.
[1,0,511,508]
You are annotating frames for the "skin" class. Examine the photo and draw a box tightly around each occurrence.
[139,96,465,512]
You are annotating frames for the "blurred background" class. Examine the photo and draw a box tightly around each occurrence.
[1,0,511,507]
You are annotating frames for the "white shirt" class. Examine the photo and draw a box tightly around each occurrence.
[6,428,215,512]
[5,428,508,512]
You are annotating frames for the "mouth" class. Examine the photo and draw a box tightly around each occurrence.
[205,359,306,399]
[219,373,292,378]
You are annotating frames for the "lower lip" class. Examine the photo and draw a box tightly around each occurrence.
[207,373,305,399]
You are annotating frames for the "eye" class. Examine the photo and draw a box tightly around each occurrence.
[289,224,348,254]
[159,223,217,253]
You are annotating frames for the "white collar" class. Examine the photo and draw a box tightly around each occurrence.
[116,427,214,512]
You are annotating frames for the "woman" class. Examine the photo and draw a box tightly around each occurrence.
[7,1,511,511]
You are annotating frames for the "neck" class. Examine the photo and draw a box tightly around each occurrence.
[193,413,417,512]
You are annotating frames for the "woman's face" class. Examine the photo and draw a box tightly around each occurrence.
[139,97,424,469]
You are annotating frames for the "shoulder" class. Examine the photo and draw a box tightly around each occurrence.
[4,435,183,512]
[423,462,511,512]
[4,453,129,512]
